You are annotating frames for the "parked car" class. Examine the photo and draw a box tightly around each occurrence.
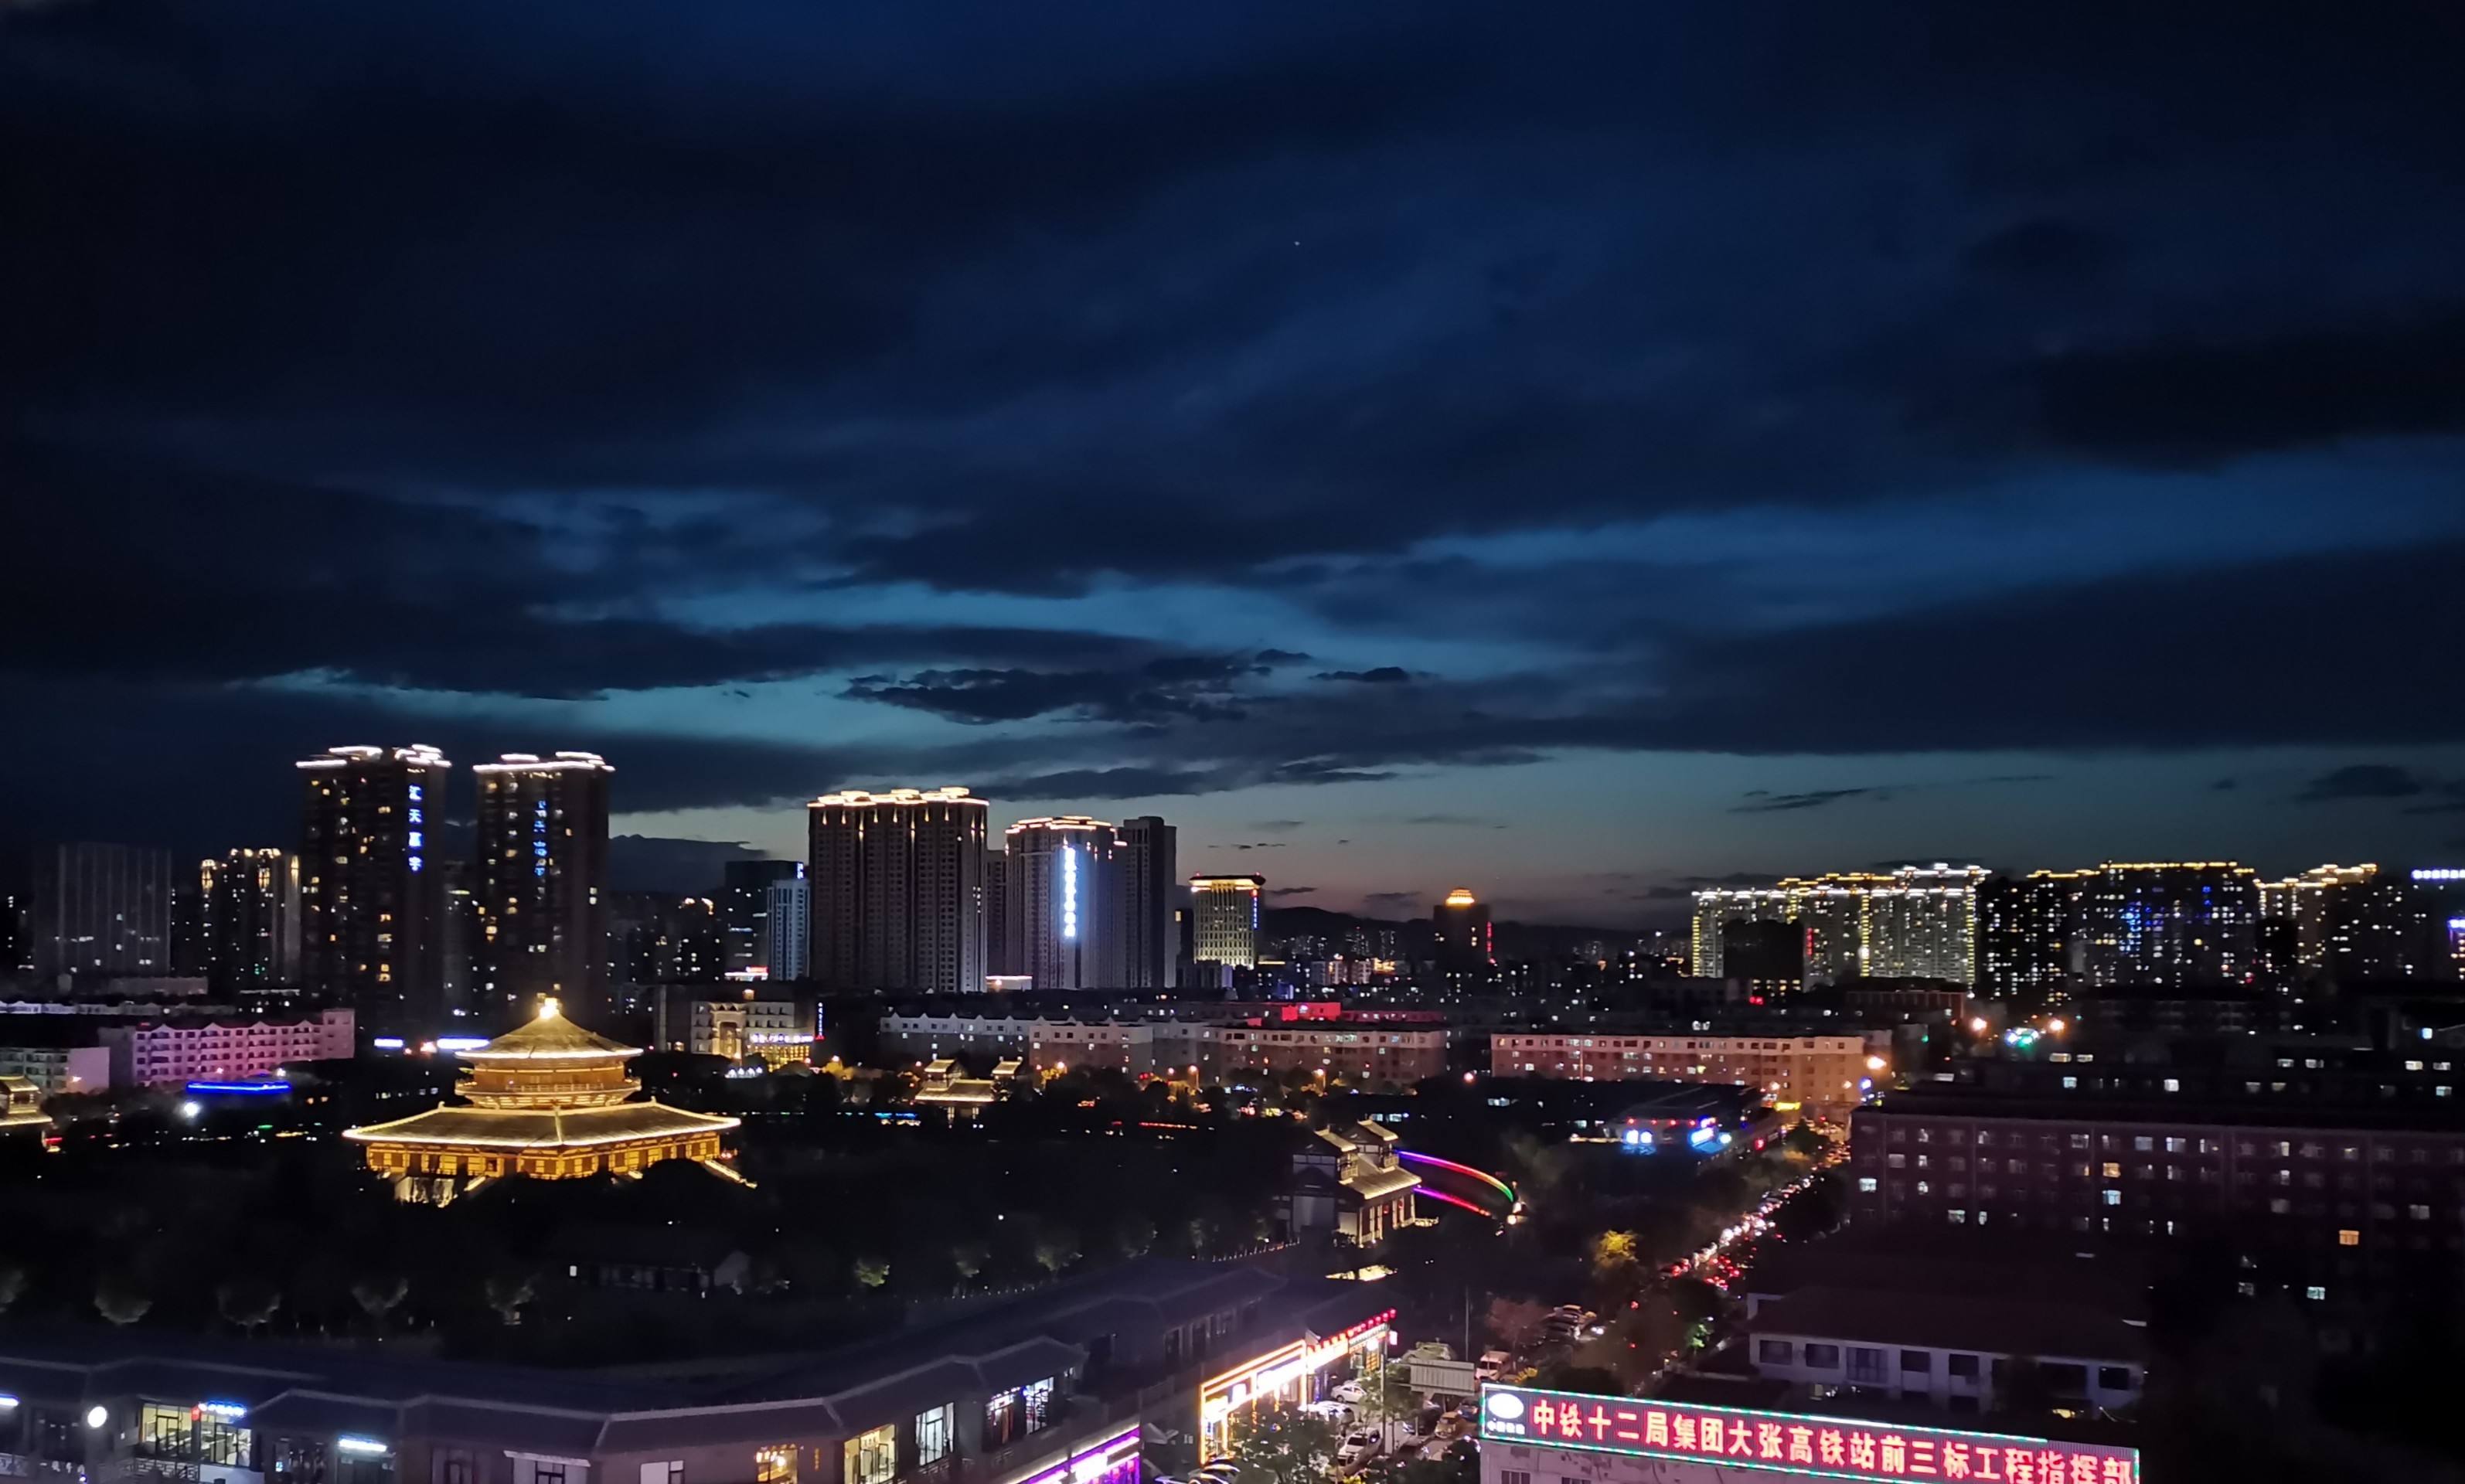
[1330,1380,1367,1404]
[1303,1401,1356,1423]
[1336,1432,1381,1468]
[1474,1350,1510,1381]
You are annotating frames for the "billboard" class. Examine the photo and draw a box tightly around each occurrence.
[1479,1384,2137,1484]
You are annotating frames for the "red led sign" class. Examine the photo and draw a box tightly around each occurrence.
[1479,1386,2136,1484]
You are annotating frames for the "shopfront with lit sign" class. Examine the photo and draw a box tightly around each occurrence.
[1197,1312,1393,1462]
[1479,1385,2138,1484]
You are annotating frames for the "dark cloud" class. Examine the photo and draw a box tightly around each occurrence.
[1253,819,1306,833]
[843,656,1259,725]
[1361,891,1421,914]
[2019,310,2465,465]
[2293,764,2431,804]
[1266,887,1318,898]
[1731,788,1884,814]
[1961,218,2108,281]
[609,836,772,893]
[1255,650,1313,665]
[1313,667,1414,685]
[1681,873,1782,887]
[1401,814,1503,828]
[2211,777,2239,791]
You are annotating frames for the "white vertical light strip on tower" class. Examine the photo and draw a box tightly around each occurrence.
[1062,843,1079,940]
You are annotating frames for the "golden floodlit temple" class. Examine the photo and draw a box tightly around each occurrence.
[344,1000,744,1204]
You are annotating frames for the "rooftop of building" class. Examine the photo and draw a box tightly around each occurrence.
[1865,1081,2465,1132]
[0,1259,1377,1448]
[1742,1232,2149,1322]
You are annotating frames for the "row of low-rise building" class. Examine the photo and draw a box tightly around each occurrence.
[1489,1030,1876,1118]
[875,1011,1452,1087]
[0,1261,1393,1484]
[0,1007,353,1094]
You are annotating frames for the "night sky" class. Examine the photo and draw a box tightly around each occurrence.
[5,2,2463,925]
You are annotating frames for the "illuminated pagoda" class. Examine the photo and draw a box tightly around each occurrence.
[344,1000,743,1204]
[0,1077,50,1140]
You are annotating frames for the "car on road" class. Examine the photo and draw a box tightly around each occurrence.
[1336,1432,1381,1468]
[1474,1350,1510,1381]
[1330,1380,1367,1404]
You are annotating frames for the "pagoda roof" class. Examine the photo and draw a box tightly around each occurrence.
[461,1002,640,1064]
[342,1100,738,1150]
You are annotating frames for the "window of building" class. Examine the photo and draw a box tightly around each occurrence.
[1858,1177,1878,1193]
[1946,1353,1980,1379]
[2338,1229,2361,1247]
[2102,1190,2121,1207]
[638,1465,682,1484]
[1758,1339,1794,1364]
[1845,1347,1890,1384]
[2101,1162,2122,1179]
[2307,1286,2327,1302]
[1803,1343,1841,1369]
[916,1405,955,1468]
[2133,1136,2153,1152]
[843,1425,895,1484]
[441,1453,477,1484]
[1902,1350,1932,1373]
[2269,1198,2290,1214]
[2096,1367,2133,1391]
[2412,1204,2433,1220]
[1501,1472,1532,1484]
[1948,1210,1967,1224]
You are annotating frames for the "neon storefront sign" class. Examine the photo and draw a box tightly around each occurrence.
[1015,1426,1139,1484]
[1479,1386,2137,1484]
[1200,1310,1394,1441]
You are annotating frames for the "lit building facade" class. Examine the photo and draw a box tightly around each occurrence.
[1289,1122,1418,1244]
[681,992,814,1067]
[1005,818,1121,991]
[807,788,989,993]
[297,744,451,1030]
[100,1008,354,1087]
[1433,888,1493,974]
[344,1001,740,1203]
[0,1028,111,1095]
[1697,867,1984,989]
[1190,875,1265,969]
[766,873,811,982]
[1490,1031,1871,1116]
[27,842,175,983]
[472,752,613,1019]
[1691,887,1790,980]
[1189,1022,1448,1087]
[2079,861,2259,989]
[1116,815,1178,989]
[2257,863,2375,979]
[1862,865,1987,982]
[1975,870,2088,1001]
[200,849,301,994]
[722,858,801,976]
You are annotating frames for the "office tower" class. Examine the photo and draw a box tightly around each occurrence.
[1004,817,1121,991]
[1861,864,1987,983]
[807,788,989,993]
[722,859,801,976]
[298,744,451,1030]
[766,873,811,982]
[199,848,301,993]
[472,752,614,1019]
[29,842,176,982]
[1115,816,1179,989]
[2080,861,2259,989]
[1190,875,1265,969]
[1975,870,2088,1000]
[984,845,1017,978]
[1433,888,1493,974]
[1690,886,1789,979]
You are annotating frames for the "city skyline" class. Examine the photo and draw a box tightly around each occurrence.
[6,3,2465,928]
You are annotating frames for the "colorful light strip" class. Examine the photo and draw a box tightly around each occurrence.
[1417,1186,1497,1219]
[1397,1149,1517,1203]
[1014,1425,1139,1484]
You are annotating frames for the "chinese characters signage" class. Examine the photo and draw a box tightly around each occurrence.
[1479,1386,2137,1484]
